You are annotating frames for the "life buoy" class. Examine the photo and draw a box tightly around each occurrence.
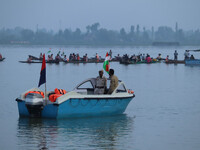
[127,90,134,94]
[25,91,44,98]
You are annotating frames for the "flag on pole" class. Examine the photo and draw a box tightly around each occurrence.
[103,52,110,74]
[38,54,46,87]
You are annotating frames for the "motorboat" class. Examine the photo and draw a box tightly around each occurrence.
[16,78,135,119]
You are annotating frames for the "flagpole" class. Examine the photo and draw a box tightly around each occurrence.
[45,82,47,105]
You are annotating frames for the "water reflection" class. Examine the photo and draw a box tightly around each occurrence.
[17,115,134,150]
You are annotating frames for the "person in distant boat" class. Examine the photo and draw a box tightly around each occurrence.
[190,55,195,60]
[174,50,178,61]
[77,53,80,61]
[108,69,118,94]
[63,55,69,62]
[39,53,43,60]
[27,56,32,63]
[47,55,51,61]
[142,54,145,61]
[96,53,99,62]
[146,54,152,63]
[83,53,88,62]
[0,53,2,59]
[184,50,190,60]
[94,70,107,94]
[165,55,169,62]
[55,54,61,61]
[49,54,53,61]
[157,53,162,60]
[109,49,112,59]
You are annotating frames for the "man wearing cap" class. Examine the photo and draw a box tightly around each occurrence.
[108,69,118,94]
[94,70,107,94]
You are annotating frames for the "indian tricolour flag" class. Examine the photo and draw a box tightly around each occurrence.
[103,52,110,74]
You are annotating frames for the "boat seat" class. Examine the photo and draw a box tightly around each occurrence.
[87,88,94,95]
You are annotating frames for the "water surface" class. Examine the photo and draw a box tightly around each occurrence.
[0,45,200,150]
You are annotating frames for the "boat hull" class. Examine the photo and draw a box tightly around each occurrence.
[16,97,133,119]
[185,59,200,65]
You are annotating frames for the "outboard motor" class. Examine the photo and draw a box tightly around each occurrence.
[25,93,44,117]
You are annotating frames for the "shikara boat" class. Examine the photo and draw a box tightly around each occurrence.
[28,55,42,60]
[19,60,60,64]
[165,60,185,64]
[120,59,159,65]
[16,78,135,119]
[63,59,104,64]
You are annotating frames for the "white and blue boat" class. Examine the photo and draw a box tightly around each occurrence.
[16,78,135,119]
[185,59,200,65]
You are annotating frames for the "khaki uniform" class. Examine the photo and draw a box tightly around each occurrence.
[108,75,118,94]
[94,76,107,94]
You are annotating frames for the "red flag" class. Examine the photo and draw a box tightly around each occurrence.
[38,54,46,87]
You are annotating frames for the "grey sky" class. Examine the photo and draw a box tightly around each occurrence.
[0,0,200,32]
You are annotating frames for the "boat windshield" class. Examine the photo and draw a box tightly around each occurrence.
[74,78,124,95]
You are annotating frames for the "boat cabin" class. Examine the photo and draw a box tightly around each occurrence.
[73,78,128,95]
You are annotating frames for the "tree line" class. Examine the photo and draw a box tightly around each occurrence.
[0,23,200,45]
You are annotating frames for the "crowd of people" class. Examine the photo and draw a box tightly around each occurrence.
[24,48,199,64]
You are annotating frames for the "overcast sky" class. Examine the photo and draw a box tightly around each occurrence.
[0,0,200,32]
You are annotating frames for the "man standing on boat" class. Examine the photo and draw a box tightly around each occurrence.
[174,50,178,61]
[94,70,107,94]
[184,50,190,60]
[108,69,118,94]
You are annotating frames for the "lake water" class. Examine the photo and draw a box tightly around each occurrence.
[0,45,200,150]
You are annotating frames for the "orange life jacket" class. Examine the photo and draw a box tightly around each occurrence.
[49,94,62,102]
[25,91,44,98]
[54,88,67,95]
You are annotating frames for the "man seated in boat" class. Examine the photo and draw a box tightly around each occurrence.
[96,53,99,62]
[0,53,2,59]
[39,53,43,60]
[94,70,107,94]
[157,53,162,60]
[55,54,61,61]
[107,69,118,94]
[190,55,195,60]
[83,53,88,62]
[27,55,32,63]
[49,54,54,61]
[165,55,169,62]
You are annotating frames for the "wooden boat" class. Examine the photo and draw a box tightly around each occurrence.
[120,59,159,65]
[28,55,42,60]
[0,58,5,61]
[165,60,185,64]
[16,78,135,119]
[19,60,60,64]
[64,59,104,64]
[185,59,200,65]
